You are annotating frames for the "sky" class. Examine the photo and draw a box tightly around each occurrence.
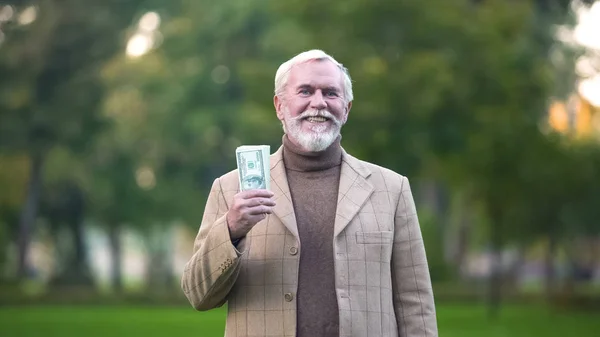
[573,1,600,106]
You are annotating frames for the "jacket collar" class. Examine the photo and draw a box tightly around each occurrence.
[269,145,374,239]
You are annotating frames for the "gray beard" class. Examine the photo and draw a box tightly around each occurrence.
[282,109,341,152]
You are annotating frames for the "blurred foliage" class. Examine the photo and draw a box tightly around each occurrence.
[419,208,456,283]
[0,0,598,312]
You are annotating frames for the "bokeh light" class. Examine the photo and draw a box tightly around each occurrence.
[17,6,36,25]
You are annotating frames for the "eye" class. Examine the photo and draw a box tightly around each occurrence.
[325,90,339,97]
[298,88,311,96]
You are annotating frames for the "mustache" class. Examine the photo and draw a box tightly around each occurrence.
[292,109,340,124]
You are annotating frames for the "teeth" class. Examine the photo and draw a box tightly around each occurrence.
[307,116,327,122]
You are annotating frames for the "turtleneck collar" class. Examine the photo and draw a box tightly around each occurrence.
[282,134,342,172]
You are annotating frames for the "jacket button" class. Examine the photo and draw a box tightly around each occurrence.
[284,292,294,302]
[289,247,298,255]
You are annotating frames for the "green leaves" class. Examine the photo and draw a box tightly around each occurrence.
[1,0,598,262]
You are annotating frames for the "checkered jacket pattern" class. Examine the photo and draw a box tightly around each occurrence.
[181,146,438,337]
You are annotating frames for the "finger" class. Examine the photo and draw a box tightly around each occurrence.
[246,213,267,225]
[246,205,273,215]
[239,189,274,199]
[244,197,276,208]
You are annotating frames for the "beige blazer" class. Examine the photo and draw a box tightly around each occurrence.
[181,146,438,337]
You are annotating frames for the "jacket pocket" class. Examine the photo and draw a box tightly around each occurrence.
[355,231,393,244]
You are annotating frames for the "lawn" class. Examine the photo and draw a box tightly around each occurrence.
[0,303,598,337]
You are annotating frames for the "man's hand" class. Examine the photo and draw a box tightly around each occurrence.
[227,189,276,240]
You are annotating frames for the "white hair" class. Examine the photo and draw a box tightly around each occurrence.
[274,49,353,103]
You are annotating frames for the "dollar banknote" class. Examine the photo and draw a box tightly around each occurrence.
[236,145,270,191]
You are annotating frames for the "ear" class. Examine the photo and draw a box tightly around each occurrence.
[274,95,285,122]
[342,101,352,124]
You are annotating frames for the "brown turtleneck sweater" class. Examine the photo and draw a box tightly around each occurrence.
[282,134,342,337]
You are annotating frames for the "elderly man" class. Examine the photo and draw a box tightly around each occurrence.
[181,50,438,337]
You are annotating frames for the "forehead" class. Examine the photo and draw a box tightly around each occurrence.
[287,59,344,90]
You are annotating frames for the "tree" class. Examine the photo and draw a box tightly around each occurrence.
[0,154,28,282]
[269,0,569,316]
[0,0,149,280]
[88,0,276,289]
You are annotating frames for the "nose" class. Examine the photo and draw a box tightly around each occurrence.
[310,90,327,110]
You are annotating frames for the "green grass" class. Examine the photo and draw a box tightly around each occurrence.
[0,304,598,337]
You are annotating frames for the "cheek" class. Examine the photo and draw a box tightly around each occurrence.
[290,97,311,111]
[288,105,306,117]
[331,103,346,117]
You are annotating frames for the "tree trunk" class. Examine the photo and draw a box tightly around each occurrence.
[545,232,558,300]
[46,180,94,287]
[108,224,123,292]
[0,219,6,283]
[456,219,470,276]
[17,153,44,280]
[559,241,577,306]
[590,236,600,274]
[145,225,175,292]
[488,208,503,319]
[146,248,174,291]
[51,222,94,287]
[71,210,91,283]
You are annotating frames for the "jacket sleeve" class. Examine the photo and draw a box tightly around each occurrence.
[391,176,438,336]
[181,177,245,311]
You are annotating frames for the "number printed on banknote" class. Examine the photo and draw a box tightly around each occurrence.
[236,145,270,191]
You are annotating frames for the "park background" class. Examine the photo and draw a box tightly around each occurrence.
[1,0,600,336]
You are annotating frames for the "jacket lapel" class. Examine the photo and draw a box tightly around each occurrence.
[333,150,374,237]
[269,146,299,239]
[268,145,373,239]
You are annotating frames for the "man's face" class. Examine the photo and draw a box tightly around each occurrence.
[274,60,352,152]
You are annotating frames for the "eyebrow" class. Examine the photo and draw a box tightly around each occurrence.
[296,84,340,92]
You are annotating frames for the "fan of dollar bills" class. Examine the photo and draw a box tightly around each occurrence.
[236,145,270,191]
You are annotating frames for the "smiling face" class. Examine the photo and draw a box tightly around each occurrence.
[274,59,352,152]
